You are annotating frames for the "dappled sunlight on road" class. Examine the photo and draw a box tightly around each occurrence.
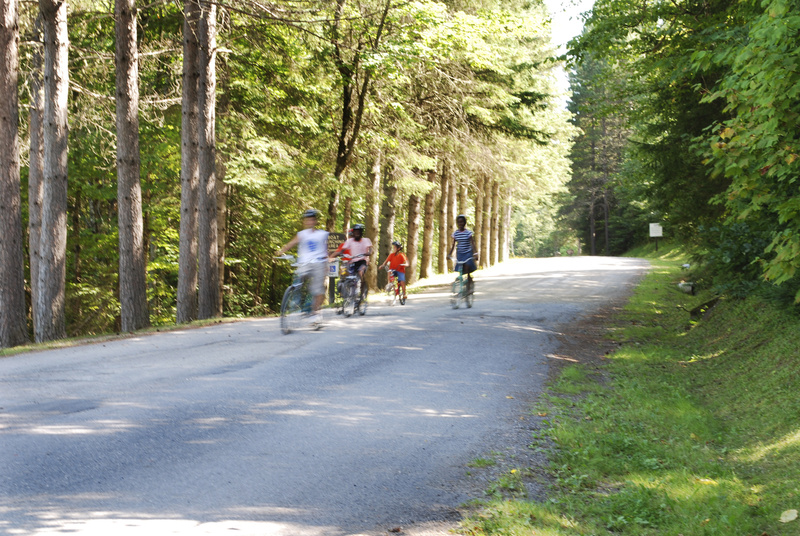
[0,513,346,536]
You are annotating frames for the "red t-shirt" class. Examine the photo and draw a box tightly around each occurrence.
[385,251,408,273]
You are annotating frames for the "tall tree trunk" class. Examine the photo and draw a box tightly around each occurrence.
[217,158,227,314]
[457,178,467,216]
[405,194,421,285]
[35,0,68,342]
[197,0,219,318]
[115,0,149,332]
[446,160,456,246]
[490,181,500,266]
[474,175,484,262]
[326,0,392,232]
[419,169,436,280]
[70,189,82,330]
[342,196,352,233]
[364,151,381,290]
[480,179,491,268]
[176,0,200,323]
[500,201,511,262]
[603,186,610,255]
[436,166,448,274]
[589,193,597,256]
[326,189,339,232]
[377,166,397,289]
[28,15,43,335]
[0,0,29,347]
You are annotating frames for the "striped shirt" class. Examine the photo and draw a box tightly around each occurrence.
[452,228,474,262]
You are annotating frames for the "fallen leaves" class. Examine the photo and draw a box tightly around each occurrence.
[780,509,798,523]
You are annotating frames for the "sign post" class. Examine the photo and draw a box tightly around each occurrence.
[649,223,663,252]
[327,232,346,305]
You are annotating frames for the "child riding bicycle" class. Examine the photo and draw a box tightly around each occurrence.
[378,241,408,303]
[447,214,478,294]
[329,223,372,299]
[275,209,329,324]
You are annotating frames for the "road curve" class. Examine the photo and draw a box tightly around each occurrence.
[0,256,648,536]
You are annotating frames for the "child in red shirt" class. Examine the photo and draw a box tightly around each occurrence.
[379,241,408,302]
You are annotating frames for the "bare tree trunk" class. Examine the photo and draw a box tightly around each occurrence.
[115,0,149,332]
[436,165,448,274]
[176,0,200,323]
[589,193,597,256]
[71,188,82,329]
[500,201,511,262]
[327,0,392,232]
[490,181,500,266]
[457,177,467,216]
[446,160,456,245]
[405,194,421,285]
[603,186,610,255]
[326,189,339,232]
[474,175,484,261]
[377,166,397,289]
[0,0,29,347]
[480,179,491,268]
[28,15,44,334]
[342,196,352,233]
[197,0,219,318]
[364,151,381,290]
[419,169,436,280]
[216,160,227,314]
[35,0,68,342]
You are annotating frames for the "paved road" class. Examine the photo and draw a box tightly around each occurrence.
[0,257,648,536]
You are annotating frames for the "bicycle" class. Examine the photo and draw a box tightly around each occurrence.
[276,254,322,333]
[339,254,369,317]
[384,266,405,305]
[450,259,474,309]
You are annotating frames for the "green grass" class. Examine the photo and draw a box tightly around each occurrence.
[461,249,800,535]
[470,457,499,468]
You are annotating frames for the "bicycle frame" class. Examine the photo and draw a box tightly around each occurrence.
[276,255,321,333]
[450,260,473,309]
[384,266,400,304]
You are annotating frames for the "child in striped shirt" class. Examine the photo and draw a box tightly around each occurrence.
[448,214,477,293]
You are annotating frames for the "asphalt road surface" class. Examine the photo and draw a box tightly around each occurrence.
[0,257,649,536]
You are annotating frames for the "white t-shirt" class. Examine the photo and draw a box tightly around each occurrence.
[296,228,329,264]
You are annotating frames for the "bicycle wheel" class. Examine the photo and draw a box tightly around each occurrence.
[450,278,461,309]
[385,282,396,305]
[280,285,302,334]
[358,288,368,316]
[465,278,474,308]
[343,281,356,317]
[399,291,406,306]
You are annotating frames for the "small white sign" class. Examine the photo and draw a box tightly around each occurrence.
[328,261,339,277]
[649,223,663,238]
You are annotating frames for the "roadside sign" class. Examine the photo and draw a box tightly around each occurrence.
[649,223,663,237]
[327,233,346,305]
[328,232,346,252]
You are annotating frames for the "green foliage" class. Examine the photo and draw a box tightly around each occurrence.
[693,221,773,297]
[699,0,800,300]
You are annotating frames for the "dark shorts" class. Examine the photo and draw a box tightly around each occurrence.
[457,258,477,275]
[348,260,367,275]
[392,270,406,282]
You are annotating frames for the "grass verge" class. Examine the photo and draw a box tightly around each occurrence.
[461,250,800,535]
